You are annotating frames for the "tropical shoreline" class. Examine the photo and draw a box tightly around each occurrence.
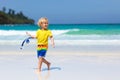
[1,44,120,56]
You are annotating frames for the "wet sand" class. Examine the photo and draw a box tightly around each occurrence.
[0,44,120,80]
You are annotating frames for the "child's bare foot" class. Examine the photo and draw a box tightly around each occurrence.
[47,63,51,70]
[35,69,41,74]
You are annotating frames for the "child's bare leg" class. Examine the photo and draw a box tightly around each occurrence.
[42,58,51,70]
[38,57,43,72]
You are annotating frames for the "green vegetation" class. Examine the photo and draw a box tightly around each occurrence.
[0,7,34,24]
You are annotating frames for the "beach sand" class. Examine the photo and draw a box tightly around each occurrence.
[0,44,120,80]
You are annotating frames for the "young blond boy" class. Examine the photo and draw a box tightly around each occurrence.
[26,17,55,72]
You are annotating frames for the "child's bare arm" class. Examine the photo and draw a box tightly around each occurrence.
[26,32,36,39]
[50,36,55,48]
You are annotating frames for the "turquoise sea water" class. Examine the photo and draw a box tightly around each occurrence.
[0,24,120,45]
[1,24,120,34]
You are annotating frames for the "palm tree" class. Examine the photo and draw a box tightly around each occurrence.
[8,8,12,15]
[2,7,6,13]
[11,9,15,15]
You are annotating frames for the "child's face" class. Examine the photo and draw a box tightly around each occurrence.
[40,20,48,30]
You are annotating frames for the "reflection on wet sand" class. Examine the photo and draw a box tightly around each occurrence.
[35,67,61,80]
[35,71,50,80]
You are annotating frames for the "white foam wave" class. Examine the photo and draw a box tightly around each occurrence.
[71,28,80,31]
[52,30,69,35]
[0,30,69,36]
[1,40,120,46]
[54,34,120,40]
[55,40,120,45]
[0,30,36,36]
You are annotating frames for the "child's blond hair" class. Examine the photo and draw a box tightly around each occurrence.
[37,17,48,27]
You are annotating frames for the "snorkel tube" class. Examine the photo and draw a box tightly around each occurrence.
[20,37,33,49]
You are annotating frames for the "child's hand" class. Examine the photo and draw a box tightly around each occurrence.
[52,44,55,48]
[26,32,36,38]
[50,36,55,48]
[26,32,32,37]
[26,32,30,36]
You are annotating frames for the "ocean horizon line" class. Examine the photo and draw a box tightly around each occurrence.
[0,23,120,26]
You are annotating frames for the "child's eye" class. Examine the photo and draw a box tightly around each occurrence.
[41,22,48,24]
[45,23,48,24]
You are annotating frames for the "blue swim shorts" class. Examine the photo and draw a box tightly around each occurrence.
[37,50,47,58]
[37,45,48,58]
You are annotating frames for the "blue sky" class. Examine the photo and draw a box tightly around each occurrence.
[0,0,120,24]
